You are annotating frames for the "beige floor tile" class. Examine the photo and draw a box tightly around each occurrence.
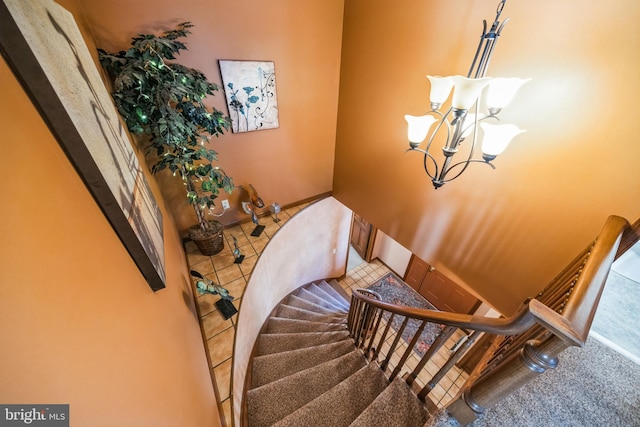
[262,221,281,237]
[212,252,237,270]
[228,232,250,247]
[250,237,269,254]
[240,221,258,235]
[224,225,245,237]
[214,358,232,401]
[239,255,258,276]
[221,398,232,427]
[216,264,244,285]
[207,326,235,368]
[198,292,221,316]
[238,242,257,258]
[202,310,233,339]
[190,258,215,276]
[284,206,301,216]
[224,277,248,299]
[187,251,213,266]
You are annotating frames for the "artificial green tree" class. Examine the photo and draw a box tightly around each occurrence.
[98,22,232,252]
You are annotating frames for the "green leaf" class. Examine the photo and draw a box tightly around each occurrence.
[97,22,233,230]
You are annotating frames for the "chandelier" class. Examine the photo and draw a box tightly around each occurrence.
[404,0,528,189]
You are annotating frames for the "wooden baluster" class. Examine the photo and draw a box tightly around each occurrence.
[406,325,456,386]
[357,304,376,348]
[348,298,358,337]
[372,313,395,360]
[535,249,589,303]
[347,295,356,331]
[381,316,410,371]
[390,320,427,381]
[365,308,384,358]
[418,330,481,399]
[353,300,367,345]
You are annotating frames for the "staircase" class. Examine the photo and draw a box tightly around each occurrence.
[245,280,432,427]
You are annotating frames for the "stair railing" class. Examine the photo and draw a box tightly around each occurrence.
[347,215,629,425]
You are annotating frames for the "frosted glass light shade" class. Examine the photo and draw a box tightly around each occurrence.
[427,76,454,106]
[405,114,438,146]
[486,77,530,110]
[460,113,485,138]
[451,76,491,110]
[480,123,526,156]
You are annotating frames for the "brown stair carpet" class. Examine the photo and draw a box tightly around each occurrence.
[251,339,355,388]
[295,288,348,312]
[274,304,346,324]
[245,280,432,427]
[255,330,350,356]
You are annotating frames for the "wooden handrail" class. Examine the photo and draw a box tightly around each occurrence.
[448,215,630,424]
[348,215,630,426]
[351,292,582,344]
[561,215,628,343]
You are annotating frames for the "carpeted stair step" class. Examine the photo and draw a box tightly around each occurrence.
[317,280,350,307]
[246,350,367,427]
[265,317,347,334]
[251,339,355,388]
[256,330,350,356]
[329,278,352,302]
[275,304,346,324]
[271,362,390,427]
[307,283,350,311]
[349,376,429,427]
[286,294,339,315]
[296,288,348,312]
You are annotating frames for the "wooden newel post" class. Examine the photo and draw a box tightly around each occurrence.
[448,337,567,426]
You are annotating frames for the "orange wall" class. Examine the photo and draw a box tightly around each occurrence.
[75,0,345,233]
[0,7,221,427]
[334,0,640,314]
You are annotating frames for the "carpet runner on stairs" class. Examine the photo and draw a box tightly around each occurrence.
[246,279,431,427]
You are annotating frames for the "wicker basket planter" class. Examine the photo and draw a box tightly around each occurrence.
[189,220,224,256]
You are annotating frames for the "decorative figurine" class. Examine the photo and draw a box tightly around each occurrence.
[232,236,244,264]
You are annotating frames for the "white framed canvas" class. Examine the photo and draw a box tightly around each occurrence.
[0,0,166,290]
[219,60,279,133]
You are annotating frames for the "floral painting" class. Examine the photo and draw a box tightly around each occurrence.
[219,60,279,133]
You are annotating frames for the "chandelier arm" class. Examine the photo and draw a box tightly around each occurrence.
[442,159,496,184]
[405,147,428,155]
[467,20,488,78]
[422,108,452,162]
[425,109,450,153]
[477,17,509,78]
[423,151,439,181]
[439,102,482,182]
[471,0,510,79]
[496,17,510,37]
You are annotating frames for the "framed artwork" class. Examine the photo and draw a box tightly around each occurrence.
[0,0,166,290]
[219,60,279,133]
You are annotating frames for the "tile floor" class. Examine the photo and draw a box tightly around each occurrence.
[185,202,466,427]
[185,203,309,427]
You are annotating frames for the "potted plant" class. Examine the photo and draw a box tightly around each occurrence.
[98,22,233,255]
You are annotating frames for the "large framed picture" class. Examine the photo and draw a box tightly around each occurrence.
[0,0,166,290]
[219,60,279,133]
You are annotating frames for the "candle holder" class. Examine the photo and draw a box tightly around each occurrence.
[270,202,281,223]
